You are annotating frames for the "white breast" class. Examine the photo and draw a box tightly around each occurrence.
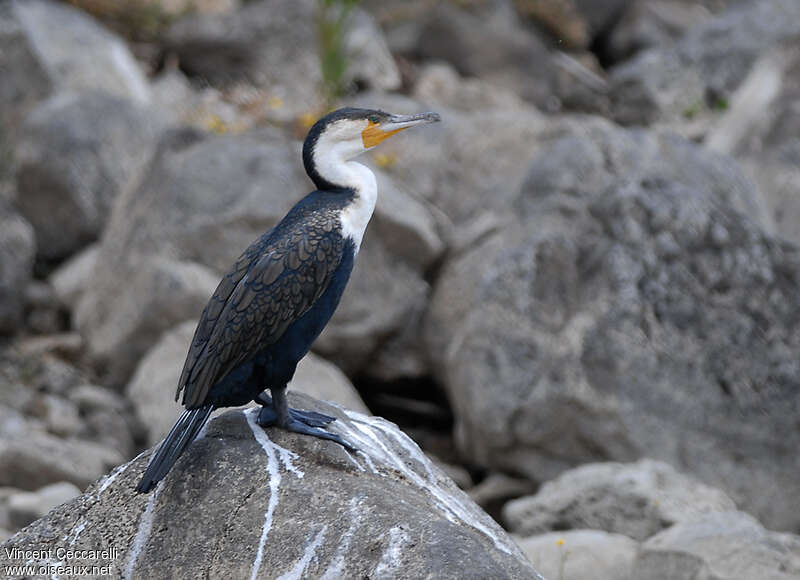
[339,162,378,252]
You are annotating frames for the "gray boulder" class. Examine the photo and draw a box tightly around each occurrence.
[0,0,150,159]
[350,93,548,230]
[426,117,800,530]
[416,2,557,110]
[747,142,800,246]
[48,243,99,311]
[515,529,638,580]
[15,91,169,260]
[632,511,800,580]
[291,352,370,415]
[609,0,800,125]
[7,481,81,530]
[68,383,139,459]
[0,204,35,334]
[605,0,713,63]
[0,430,122,491]
[413,62,528,113]
[127,321,369,446]
[503,460,736,541]
[314,229,432,376]
[706,47,800,246]
[343,9,402,93]
[164,0,399,120]
[1,396,542,579]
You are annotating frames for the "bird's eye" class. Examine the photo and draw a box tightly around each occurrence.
[369,115,379,124]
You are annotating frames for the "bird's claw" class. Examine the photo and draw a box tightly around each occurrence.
[255,395,357,452]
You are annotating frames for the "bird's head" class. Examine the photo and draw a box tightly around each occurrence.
[303,107,440,190]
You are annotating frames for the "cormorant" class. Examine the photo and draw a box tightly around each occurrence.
[136,107,440,493]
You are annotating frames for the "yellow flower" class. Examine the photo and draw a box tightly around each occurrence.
[268,96,283,110]
[373,152,397,169]
[556,538,565,546]
[299,112,317,129]
[206,115,228,135]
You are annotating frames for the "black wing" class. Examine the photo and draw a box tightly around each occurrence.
[177,213,345,408]
[175,236,266,402]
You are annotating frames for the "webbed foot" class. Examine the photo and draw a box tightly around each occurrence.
[256,404,336,428]
[255,390,357,452]
[281,418,359,453]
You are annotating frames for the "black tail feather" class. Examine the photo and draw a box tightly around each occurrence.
[136,406,214,493]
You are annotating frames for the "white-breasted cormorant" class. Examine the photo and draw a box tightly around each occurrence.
[136,107,441,493]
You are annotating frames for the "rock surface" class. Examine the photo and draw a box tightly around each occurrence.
[48,244,99,311]
[516,529,638,580]
[427,117,800,530]
[164,0,399,120]
[416,2,556,110]
[609,0,800,125]
[710,47,800,246]
[0,0,150,152]
[7,482,81,530]
[632,511,800,580]
[0,204,35,334]
[15,91,168,260]
[349,92,548,230]
[0,430,122,492]
[127,321,369,445]
[1,396,543,579]
[503,460,736,540]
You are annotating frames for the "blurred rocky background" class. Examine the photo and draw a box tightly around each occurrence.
[0,0,799,577]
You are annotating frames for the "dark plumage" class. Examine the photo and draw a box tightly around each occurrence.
[137,107,440,493]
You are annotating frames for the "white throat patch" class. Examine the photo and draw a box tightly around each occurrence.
[310,120,378,252]
[338,162,377,251]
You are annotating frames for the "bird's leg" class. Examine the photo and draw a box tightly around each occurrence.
[255,390,337,428]
[258,385,358,452]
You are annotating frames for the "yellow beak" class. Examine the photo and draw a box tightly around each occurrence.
[361,111,441,149]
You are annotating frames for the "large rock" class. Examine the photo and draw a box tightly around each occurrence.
[706,47,800,246]
[605,0,714,64]
[15,91,169,260]
[68,383,140,459]
[0,0,150,146]
[0,204,35,334]
[609,0,800,126]
[127,321,370,446]
[349,92,548,230]
[1,397,542,579]
[503,460,736,540]
[426,117,800,531]
[291,352,370,415]
[164,0,399,120]
[6,482,81,530]
[416,1,557,110]
[632,511,800,580]
[413,62,528,113]
[314,228,432,376]
[515,529,638,580]
[0,430,122,492]
[48,243,99,311]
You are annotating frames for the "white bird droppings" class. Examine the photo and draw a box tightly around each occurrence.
[245,408,305,580]
[123,480,163,580]
[373,526,410,579]
[276,525,328,580]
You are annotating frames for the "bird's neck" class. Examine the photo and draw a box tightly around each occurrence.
[335,160,377,252]
[307,141,378,251]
